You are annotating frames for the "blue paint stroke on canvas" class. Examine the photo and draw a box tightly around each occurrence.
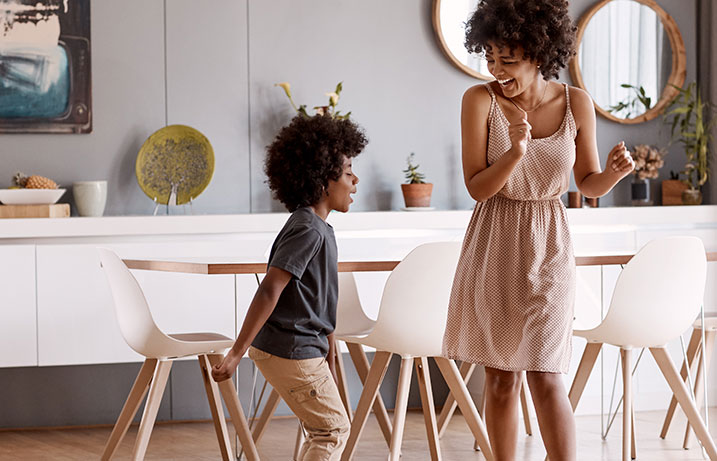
[0,0,71,118]
[0,45,70,117]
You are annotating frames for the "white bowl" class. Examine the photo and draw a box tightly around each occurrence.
[0,188,66,205]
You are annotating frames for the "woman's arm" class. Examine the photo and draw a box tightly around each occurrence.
[571,87,634,198]
[462,85,532,202]
[211,266,293,382]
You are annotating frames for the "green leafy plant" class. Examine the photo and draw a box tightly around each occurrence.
[274,81,351,120]
[403,153,426,184]
[608,84,653,118]
[663,82,716,190]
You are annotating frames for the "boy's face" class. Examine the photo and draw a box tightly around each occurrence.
[326,156,359,213]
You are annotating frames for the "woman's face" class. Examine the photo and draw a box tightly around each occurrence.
[485,43,541,98]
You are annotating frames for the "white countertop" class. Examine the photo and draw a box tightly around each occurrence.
[1,206,716,240]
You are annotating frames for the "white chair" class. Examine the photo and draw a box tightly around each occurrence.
[97,248,259,461]
[338,242,493,461]
[566,236,717,461]
[660,314,717,449]
[334,272,394,442]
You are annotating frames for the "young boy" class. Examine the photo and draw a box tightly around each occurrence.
[211,113,367,460]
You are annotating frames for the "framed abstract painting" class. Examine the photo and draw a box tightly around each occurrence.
[0,0,92,133]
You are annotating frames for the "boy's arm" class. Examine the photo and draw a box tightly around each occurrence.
[327,332,338,385]
[211,266,292,382]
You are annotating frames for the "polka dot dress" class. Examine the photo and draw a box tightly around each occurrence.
[442,83,577,374]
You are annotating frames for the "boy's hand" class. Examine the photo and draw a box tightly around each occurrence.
[211,349,242,382]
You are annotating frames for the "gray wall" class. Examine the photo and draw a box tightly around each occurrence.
[0,0,704,428]
[0,0,704,214]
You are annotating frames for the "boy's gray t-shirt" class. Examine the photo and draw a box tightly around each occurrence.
[252,207,338,359]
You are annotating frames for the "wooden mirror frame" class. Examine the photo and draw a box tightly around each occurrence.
[432,0,493,81]
[570,0,686,124]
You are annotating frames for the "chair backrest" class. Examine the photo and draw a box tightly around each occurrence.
[594,236,707,348]
[98,248,174,357]
[334,272,376,337]
[365,241,462,357]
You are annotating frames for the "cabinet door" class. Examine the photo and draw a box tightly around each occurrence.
[0,245,37,367]
[36,243,237,366]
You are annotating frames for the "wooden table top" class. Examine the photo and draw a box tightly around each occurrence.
[123,252,717,275]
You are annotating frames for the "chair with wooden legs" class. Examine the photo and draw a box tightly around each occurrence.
[660,314,717,449]
[338,242,493,461]
[333,272,394,442]
[566,236,717,461]
[97,248,259,461]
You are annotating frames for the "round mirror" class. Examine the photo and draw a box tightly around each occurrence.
[571,0,686,124]
[432,0,492,80]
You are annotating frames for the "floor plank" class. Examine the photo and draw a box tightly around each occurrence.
[0,408,714,460]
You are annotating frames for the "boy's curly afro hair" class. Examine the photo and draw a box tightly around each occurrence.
[465,0,576,80]
[265,114,368,212]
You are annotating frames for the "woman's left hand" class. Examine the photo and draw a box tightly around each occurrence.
[606,141,635,176]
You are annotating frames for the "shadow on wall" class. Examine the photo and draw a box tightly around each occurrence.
[114,128,156,215]
[446,142,463,210]
[367,159,393,210]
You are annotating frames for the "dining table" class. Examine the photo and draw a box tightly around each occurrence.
[123,250,717,457]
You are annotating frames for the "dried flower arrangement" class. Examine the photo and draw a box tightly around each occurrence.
[630,144,666,180]
[274,82,350,120]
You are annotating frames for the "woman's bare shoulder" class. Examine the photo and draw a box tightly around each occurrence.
[567,85,595,127]
[462,83,493,108]
[567,86,594,112]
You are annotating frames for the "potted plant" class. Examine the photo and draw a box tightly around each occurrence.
[401,153,433,208]
[663,82,716,205]
[275,81,351,120]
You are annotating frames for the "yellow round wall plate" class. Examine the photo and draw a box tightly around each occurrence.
[136,125,214,205]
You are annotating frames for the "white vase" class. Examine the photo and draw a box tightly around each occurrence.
[73,180,107,217]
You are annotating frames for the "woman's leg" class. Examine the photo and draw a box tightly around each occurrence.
[484,367,522,460]
[526,371,576,461]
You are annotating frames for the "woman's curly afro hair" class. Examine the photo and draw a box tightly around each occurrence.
[465,0,577,80]
[265,114,368,212]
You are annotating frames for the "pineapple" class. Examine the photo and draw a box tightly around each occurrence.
[12,172,58,189]
[12,172,27,188]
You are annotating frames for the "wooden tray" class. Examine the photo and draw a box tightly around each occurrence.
[0,204,70,218]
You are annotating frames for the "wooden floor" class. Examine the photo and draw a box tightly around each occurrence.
[1,408,715,460]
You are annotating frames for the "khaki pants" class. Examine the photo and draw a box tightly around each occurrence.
[249,346,350,461]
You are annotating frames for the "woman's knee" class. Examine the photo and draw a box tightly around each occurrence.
[485,368,521,398]
[526,371,564,398]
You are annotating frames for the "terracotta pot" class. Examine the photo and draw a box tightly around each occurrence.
[401,183,433,207]
[682,188,703,205]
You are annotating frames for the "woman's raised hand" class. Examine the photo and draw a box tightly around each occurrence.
[508,110,532,155]
[606,141,635,175]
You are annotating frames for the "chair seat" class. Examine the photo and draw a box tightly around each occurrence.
[335,317,375,337]
[338,332,442,359]
[692,314,717,331]
[169,332,233,342]
[149,333,234,359]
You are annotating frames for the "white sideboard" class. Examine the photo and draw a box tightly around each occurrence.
[0,245,37,368]
[1,206,716,415]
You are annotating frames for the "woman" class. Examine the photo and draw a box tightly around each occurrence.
[442,1,634,459]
